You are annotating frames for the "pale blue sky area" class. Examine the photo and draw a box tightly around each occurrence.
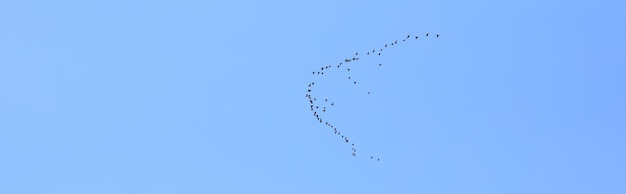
[1,1,625,193]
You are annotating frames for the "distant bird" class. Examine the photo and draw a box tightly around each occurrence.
[368,92,370,94]
[347,68,350,71]
[367,52,370,55]
[372,49,375,53]
[355,52,358,55]
[354,81,357,84]
[378,53,381,56]
[377,158,380,161]
[379,63,382,67]
[312,71,315,74]
[353,153,356,156]
[325,99,327,102]
[407,35,410,39]
[426,33,429,36]
[371,156,373,159]
[415,36,418,39]
[436,34,439,38]
[394,40,397,44]
[331,103,334,106]
[385,44,387,47]
[348,76,351,79]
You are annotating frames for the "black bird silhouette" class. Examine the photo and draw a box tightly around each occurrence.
[379,63,382,67]
[377,158,380,161]
[385,44,387,47]
[368,92,370,94]
[347,68,350,71]
[394,40,397,44]
[348,76,351,79]
[367,52,370,55]
[436,34,439,38]
[407,35,410,39]
[354,81,357,84]
[415,36,418,39]
[331,102,334,106]
[325,99,328,102]
[426,33,429,36]
[355,52,358,55]
[371,156,373,159]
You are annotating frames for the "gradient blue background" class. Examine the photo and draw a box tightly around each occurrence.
[1,1,625,193]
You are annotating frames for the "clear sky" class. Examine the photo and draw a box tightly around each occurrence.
[1,1,625,193]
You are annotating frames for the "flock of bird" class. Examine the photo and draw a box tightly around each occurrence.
[306,33,439,161]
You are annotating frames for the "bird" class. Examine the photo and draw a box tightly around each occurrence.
[354,81,357,84]
[331,102,334,106]
[379,63,382,67]
[367,52,370,55]
[325,99,328,102]
[347,68,350,71]
[394,40,397,44]
[436,34,439,38]
[377,158,380,161]
[368,92,370,94]
[378,53,381,56]
[385,44,387,47]
[407,35,410,39]
[415,36,418,39]
[348,76,351,79]
[355,52,358,55]
[371,156,373,159]
[426,33,429,36]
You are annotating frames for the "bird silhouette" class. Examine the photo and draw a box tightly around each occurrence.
[305,33,440,161]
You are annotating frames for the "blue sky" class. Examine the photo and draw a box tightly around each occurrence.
[1,1,625,193]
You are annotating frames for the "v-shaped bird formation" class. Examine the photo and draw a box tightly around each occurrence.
[306,33,440,161]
